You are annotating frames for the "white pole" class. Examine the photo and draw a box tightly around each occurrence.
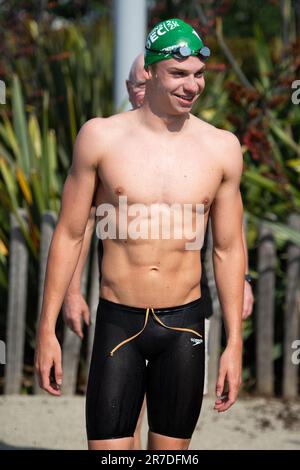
[113,0,147,112]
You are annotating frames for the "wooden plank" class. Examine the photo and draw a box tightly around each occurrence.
[256,224,276,395]
[283,213,300,398]
[5,209,29,394]
[34,211,57,394]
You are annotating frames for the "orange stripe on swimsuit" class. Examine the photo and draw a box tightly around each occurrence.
[109,307,202,357]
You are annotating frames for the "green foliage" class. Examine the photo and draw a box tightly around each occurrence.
[194,20,300,251]
[0,14,113,286]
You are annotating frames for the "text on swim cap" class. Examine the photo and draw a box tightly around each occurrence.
[147,20,180,48]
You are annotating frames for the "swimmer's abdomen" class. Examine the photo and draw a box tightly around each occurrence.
[99,239,202,308]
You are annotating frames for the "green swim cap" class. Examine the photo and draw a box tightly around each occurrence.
[144,18,210,68]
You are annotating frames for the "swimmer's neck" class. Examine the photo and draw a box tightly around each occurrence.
[137,100,190,134]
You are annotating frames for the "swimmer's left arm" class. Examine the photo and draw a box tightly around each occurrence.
[210,132,245,412]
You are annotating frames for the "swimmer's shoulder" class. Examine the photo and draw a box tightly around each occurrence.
[191,115,243,166]
[75,112,134,153]
[78,113,130,137]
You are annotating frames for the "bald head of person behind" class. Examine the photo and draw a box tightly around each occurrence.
[126,53,146,109]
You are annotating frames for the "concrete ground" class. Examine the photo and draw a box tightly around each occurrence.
[0,395,299,450]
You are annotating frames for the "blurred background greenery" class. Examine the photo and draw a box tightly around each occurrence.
[0,0,299,393]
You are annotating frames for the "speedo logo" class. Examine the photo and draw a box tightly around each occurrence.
[190,338,203,346]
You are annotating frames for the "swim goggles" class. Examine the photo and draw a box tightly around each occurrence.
[145,45,211,60]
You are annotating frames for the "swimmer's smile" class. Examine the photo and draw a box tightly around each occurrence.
[173,93,197,105]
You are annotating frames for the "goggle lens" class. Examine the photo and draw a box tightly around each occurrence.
[172,45,211,60]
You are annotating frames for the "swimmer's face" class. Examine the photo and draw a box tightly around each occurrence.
[146,56,205,114]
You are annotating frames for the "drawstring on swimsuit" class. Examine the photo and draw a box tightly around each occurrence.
[109,307,202,357]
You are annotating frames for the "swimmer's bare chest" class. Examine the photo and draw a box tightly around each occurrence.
[91,121,223,306]
[94,133,222,216]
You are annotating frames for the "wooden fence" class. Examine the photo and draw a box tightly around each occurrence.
[3,209,300,397]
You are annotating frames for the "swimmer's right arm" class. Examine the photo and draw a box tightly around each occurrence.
[63,206,96,338]
[35,119,102,396]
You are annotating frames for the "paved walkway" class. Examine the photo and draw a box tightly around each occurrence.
[0,396,299,450]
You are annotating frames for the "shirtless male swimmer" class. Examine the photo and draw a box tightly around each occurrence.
[35,19,245,451]
[62,53,253,450]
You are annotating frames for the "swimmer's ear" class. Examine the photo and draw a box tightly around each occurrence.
[144,64,154,81]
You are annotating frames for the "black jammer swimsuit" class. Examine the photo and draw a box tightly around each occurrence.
[86,296,205,440]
